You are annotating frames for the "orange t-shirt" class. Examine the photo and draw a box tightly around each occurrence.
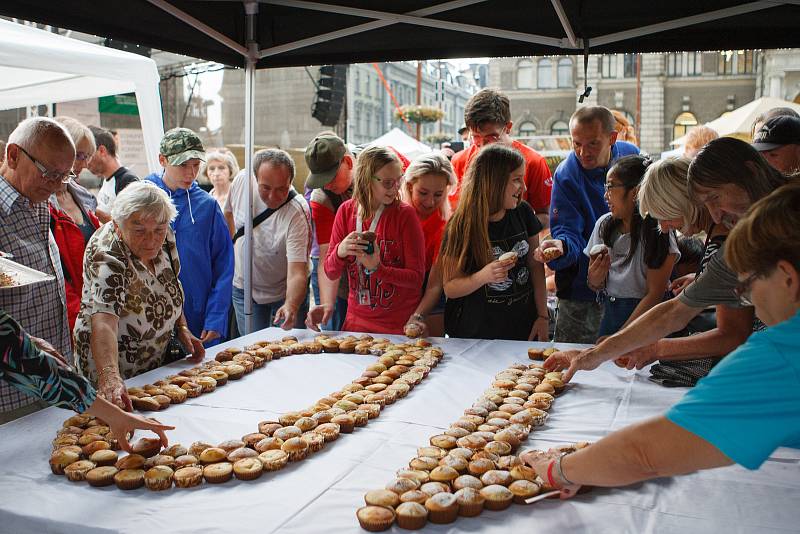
[419,210,446,273]
[449,140,552,213]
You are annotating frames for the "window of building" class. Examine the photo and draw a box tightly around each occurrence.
[738,50,755,74]
[684,52,701,76]
[673,111,698,140]
[667,53,683,77]
[354,70,361,95]
[702,52,718,75]
[623,54,637,78]
[537,58,554,88]
[365,109,372,136]
[557,58,573,87]
[518,121,537,136]
[551,120,569,135]
[517,59,534,89]
[719,51,734,75]
[355,106,362,136]
[600,55,617,78]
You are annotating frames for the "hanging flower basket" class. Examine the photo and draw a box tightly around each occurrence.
[425,132,452,145]
[395,105,444,124]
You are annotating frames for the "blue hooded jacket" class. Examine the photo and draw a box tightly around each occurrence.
[548,141,640,302]
[145,172,234,346]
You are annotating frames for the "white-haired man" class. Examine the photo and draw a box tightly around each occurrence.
[0,117,74,423]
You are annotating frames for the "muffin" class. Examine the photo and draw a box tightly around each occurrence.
[114,468,145,490]
[314,423,341,443]
[258,421,282,437]
[331,414,355,434]
[409,456,439,471]
[528,348,545,360]
[86,466,118,487]
[115,453,146,470]
[395,501,428,530]
[233,458,263,481]
[174,466,203,488]
[64,460,95,482]
[510,465,538,482]
[480,484,514,510]
[89,449,119,467]
[454,486,485,517]
[429,434,457,450]
[174,454,199,468]
[228,447,259,462]
[480,470,513,487]
[258,450,289,471]
[162,444,188,458]
[301,432,325,453]
[356,505,395,532]
[199,447,228,464]
[203,462,233,484]
[400,490,430,504]
[217,439,246,453]
[424,492,459,524]
[144,465,174,491]
[508,479,541,504]
[273,426,303,441]
[50,449,81,475]
[131,437,162,458]
[386,477,419,495]
[467,458,496,477]
[396,469,430,485]
[429,466,459,484]
[364,489,400,508]
[281,437,309,462]
[453,474,483,491]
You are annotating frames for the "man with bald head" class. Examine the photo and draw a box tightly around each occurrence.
[0,117,74,423]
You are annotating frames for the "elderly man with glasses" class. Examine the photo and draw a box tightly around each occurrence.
[0,117,75,423]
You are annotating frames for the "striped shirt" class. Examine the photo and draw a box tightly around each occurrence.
[0,175,69,412]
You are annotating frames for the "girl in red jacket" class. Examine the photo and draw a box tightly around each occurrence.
[324,146,425,334]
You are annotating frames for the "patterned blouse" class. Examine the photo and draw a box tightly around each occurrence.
[74,223,184,382]
[0,309,95,412]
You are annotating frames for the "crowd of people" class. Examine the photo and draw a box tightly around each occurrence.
[0,87,797,496]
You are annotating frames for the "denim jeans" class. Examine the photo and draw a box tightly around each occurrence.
[310,256,348,331]
[598,296,641,337]
[232,285,309,335]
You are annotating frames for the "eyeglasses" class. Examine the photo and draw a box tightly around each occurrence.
[372,175,402,190]
[18,146,75,184]
[734,272,759,306]
[604,182,626,192]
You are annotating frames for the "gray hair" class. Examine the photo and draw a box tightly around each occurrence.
[7,117,74,154]
[199,150,240,183]
[401,152,456,218]
[570,106,616,133]
[638,157,706,234]
[111,181,177,226]
[253,148,295,182]
[55,116,96,153]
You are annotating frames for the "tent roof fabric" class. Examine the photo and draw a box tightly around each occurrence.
[2,1,799,68]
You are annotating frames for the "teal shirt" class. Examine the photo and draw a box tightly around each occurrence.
[666,309,800,469]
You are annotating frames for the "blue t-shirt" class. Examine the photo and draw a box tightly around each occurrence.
[666,309,800,469]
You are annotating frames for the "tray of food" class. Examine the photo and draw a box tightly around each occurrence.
[0,256,55,288]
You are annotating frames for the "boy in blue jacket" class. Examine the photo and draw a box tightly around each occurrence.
[145,128,234,348]
[535,106,639,343]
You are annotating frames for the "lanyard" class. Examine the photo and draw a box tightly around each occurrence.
[356,203,385,235]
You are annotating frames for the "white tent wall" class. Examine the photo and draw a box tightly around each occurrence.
[0,19,163,172]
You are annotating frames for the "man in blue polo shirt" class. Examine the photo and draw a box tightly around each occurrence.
[535,106,639,343]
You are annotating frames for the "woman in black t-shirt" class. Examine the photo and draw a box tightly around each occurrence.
[440,144,548,341]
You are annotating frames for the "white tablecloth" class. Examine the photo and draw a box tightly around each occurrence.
[0,329,798,534]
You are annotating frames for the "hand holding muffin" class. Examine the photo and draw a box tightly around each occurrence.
[534,239,564,263]
[84,395,174,453]
[519,449,581,499]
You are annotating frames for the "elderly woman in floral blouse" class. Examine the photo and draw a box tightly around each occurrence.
[74,181,204,410]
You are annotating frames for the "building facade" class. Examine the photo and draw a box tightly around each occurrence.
[489,50,797,156]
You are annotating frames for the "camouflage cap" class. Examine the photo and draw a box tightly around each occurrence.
[304,134,346,189]
[160,127,206,166]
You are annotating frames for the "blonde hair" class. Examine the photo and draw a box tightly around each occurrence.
[353,145,400,220]
[400,153,456,219]
[726,182,800,276]
[611,110,638,145]
[683,126,719,157]
[638,157,710,234]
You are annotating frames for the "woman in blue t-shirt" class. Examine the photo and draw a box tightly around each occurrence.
[585,155,679,338]
[521,182,800,495]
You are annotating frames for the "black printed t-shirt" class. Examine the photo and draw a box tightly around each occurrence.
[444,202,543,340]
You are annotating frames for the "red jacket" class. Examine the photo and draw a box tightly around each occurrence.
[49,203,100,333]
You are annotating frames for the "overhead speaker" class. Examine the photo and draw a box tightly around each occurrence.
[312,65,346,126]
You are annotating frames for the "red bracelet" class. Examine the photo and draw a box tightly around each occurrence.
[546,459,558,489]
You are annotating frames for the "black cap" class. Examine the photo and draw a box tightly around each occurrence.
[752,116,800,151]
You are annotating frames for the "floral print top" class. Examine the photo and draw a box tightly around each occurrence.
[74,222,184,382]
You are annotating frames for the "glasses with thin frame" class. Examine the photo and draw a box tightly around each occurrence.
[18,146,76,184]
[372,175,402,190]
[734,272,759,306]
[604,182,626,192]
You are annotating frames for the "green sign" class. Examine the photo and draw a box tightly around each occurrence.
[98,93,139,115]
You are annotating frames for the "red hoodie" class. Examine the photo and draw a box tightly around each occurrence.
[324,199,425,334]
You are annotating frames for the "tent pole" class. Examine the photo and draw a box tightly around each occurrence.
[243,0,258,335]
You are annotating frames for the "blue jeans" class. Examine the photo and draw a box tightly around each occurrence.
[310,256,348,331]
[598,296,641,337]
[232,285,309,335]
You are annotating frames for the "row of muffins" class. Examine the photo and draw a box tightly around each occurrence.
[49,335,446,491]
[356,362,567,531]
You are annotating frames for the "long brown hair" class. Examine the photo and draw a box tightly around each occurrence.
[352,145,399,220]
[440,144,524,280]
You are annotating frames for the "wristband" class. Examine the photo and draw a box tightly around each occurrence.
[555,453,574,486]
[546,459,558,489]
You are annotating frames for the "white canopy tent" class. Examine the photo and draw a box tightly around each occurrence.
[0,19,163,172]
[671,96,800,146]
[370,127,432,159]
